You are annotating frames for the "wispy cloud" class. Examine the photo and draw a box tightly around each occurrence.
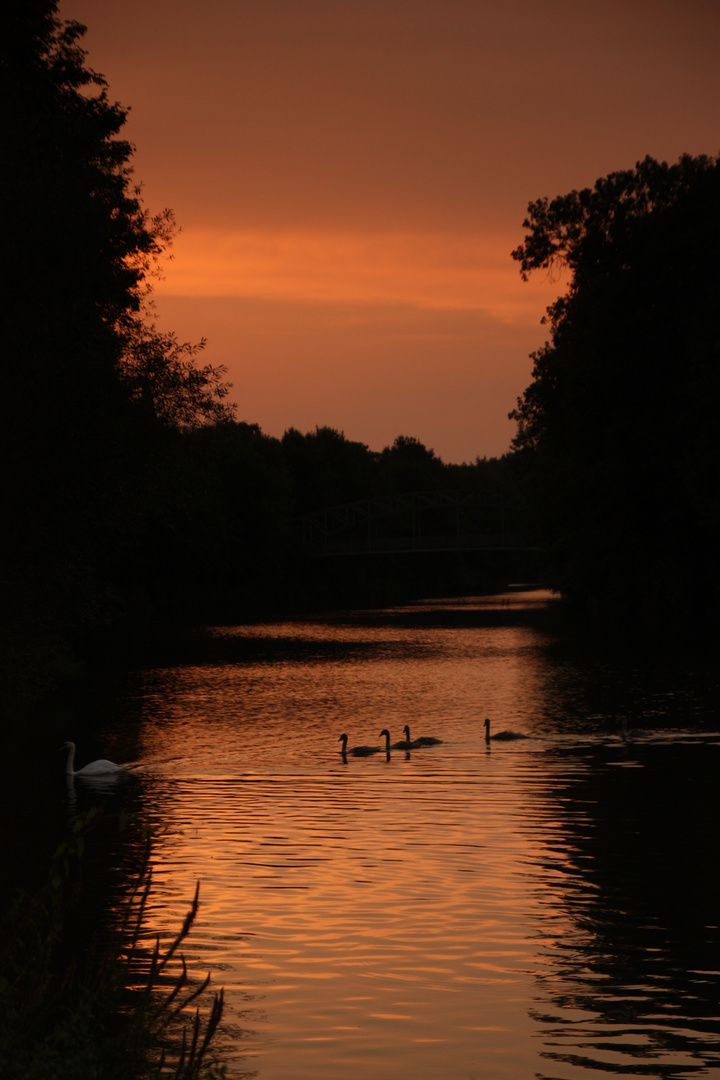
[158,228,560,323]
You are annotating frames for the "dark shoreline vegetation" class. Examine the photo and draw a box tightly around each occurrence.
[509,152,720,635]
[2,3,719,1074]
[0,809,227,1080]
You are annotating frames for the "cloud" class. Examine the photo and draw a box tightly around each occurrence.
[158,228,561,323]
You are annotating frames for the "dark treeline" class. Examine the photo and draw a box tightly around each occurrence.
[0,3,529,706]
[511,152,720,636]
[161,423,532,620]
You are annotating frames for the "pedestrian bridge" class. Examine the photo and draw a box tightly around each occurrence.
[293,490,539,556]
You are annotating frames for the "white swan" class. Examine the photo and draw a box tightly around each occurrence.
[484,718,528,742]
[338,733,381,757]
[62,741,129,777]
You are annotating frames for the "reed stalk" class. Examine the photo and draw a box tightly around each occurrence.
[0,809,228,1079]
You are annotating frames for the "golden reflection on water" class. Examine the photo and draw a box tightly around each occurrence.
[113,594,720,1079]
[142,765,561,1080]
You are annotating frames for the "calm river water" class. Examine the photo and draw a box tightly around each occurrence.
[15,590,720,1078]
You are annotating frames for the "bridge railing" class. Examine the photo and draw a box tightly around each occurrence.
[292,490,536,555]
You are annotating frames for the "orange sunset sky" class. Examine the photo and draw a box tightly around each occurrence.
[61,0,719,462]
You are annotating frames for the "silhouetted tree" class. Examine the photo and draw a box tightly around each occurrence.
[281,426,378,512]
[161,421,293,617]
[118,323,234,430]
[379,435,445,492]
[510,154,720,629]
[0,1,234,697]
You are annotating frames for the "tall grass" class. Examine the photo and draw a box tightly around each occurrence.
[0,809,227,1079]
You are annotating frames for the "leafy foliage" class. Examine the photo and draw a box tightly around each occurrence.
[118,322,236,430]
[281,426,379,511]
[0,2,235,698]
[0,810,226,1080]
[378,434,446,492]
[510,154,720,627]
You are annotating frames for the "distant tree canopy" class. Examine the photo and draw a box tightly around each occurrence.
[510,154,720,629]
[281,426,377,511]
[378,435,446,493]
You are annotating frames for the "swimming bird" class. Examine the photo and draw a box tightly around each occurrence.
[62,741,129,777]
[379,728,414,751]
[483,718,528,742]
[403,724,443,747]
[392,725,420,749]
[338,733,381,757]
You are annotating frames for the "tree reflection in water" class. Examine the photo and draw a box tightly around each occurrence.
[531,741,720,1077]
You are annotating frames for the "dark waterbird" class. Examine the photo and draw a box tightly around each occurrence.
[484,718,528,742]
[380,725,443,751]
[379,728,411,751]
[404,723,443,747]
[338,733,381,757]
